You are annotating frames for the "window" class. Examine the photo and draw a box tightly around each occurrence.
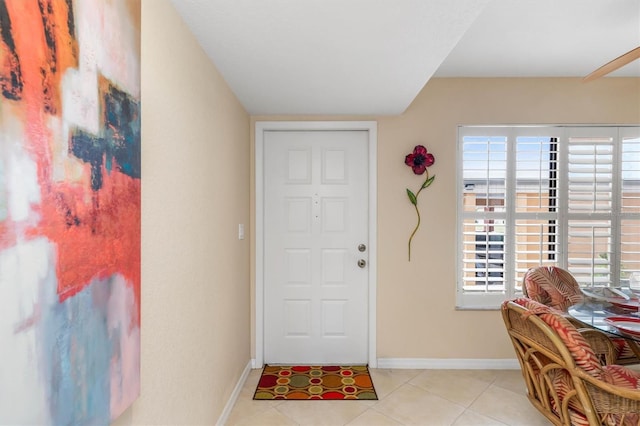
[457,126,640,309]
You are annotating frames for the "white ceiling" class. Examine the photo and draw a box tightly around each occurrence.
[170,0,640,116]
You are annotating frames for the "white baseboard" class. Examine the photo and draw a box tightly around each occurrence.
[376,358,520,370]
[216,360,253,426]
[251,358,262,369]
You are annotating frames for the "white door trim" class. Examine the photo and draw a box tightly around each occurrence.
[255,121,377,368]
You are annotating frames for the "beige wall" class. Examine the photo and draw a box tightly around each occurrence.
[253,77,640,360]
[114,6,639,418]
[377,77,639,359]
[115,0,251,424]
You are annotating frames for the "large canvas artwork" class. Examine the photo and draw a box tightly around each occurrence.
[0,0,141,424]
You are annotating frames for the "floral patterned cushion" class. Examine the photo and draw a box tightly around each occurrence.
[601,364,640,389]
[511,298,603,376]
[523,266,583,312]
[610,338,637,361]
[508,298,640,425]
[523,267,637,363]
[548,369,590,426]
[545,354,640,426]
[507,298,594,424]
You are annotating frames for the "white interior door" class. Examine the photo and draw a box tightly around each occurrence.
[263,130,369,364]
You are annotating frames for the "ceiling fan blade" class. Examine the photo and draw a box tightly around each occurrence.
[583,46,640,82]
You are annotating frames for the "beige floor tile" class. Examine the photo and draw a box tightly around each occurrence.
[468,384,549,426]
[275,400,370,425]
[225,370,282,425]
[356,398,379,408]
[369,369,422,400]
[374,383,465,425]
[452,409,507,425]
[226,369,557,426]
[409,370,493,407]
[239,369,266,396]
[225,398,278,425]
[441,369,500,384]
[491,369,527,395]
[346,409,402,425]
[227,407,298,426]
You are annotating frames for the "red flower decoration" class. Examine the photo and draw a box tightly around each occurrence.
[405,145,436,261]
[405,145,435,175]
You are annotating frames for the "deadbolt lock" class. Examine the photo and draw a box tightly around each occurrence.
[358,244,367,252]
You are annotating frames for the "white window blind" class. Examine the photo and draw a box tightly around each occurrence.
[457,126,640,309]
[565,128,615,286]
[460,135,507,300]
[513,135,559,293]
[567,133,613,214]
[620,128,640,283]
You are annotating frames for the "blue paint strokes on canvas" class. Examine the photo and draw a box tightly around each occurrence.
[70,83,141,191]
[105,84,141,179]
[70,131,106,191]
[41,277,114,425]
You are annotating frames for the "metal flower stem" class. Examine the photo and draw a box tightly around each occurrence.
[407,170,434,261]
[408,202,421,262]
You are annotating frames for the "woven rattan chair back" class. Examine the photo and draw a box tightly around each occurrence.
[502,300,593,425]
[503,299,640,426]
[523,266,639,366]
[522,266,583,312]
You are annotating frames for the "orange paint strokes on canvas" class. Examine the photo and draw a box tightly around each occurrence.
[5,0,53,185]
[29,167,141,323]
[48,0,78,70]
[0,37,22,100]
[39,0,79,95]
[0,222,13,251]
[3,1,77,187]
[5,0,77,116]
[3,1,141,323]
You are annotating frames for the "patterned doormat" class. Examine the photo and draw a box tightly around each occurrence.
[253,365,378,400]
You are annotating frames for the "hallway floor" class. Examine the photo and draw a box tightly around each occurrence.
[225,368,549,425]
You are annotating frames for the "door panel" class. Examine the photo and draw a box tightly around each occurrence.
[264,130,369,364]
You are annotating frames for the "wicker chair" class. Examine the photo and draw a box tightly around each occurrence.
[523,266,639,365]
[522,266,583,312]
[502,298,640,426]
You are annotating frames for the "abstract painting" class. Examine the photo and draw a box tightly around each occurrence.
[0,0,141,424]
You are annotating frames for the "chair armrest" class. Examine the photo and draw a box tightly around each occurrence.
[578,328,618,365]
[574,367,640,419]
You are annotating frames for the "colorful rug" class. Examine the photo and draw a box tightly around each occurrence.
[253,365,377,400]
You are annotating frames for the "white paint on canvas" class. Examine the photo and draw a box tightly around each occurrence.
[0,238,56,425]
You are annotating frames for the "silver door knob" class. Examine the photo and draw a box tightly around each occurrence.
[357,259,367,268]
[358,244,367,252]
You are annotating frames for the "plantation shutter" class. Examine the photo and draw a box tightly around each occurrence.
[457,125,640,309]
[620,127,640,285]
[565,127,615,286]
[513,133,561,290]
[458,128,508,308]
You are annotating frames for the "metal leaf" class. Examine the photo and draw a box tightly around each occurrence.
[422,175,436,189]
[407,189,417,205]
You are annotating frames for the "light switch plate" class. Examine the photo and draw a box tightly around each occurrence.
[238,224,244,240]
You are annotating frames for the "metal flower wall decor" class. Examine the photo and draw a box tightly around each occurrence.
[405,145,436,261]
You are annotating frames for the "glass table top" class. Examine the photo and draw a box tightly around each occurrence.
[568,300,640,342]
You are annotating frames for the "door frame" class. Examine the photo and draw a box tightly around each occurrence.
[255,121,377,368]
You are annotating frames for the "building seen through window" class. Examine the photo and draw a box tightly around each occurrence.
[457,126,640,308]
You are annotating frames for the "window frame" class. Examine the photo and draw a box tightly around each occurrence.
[456,125,640,309]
